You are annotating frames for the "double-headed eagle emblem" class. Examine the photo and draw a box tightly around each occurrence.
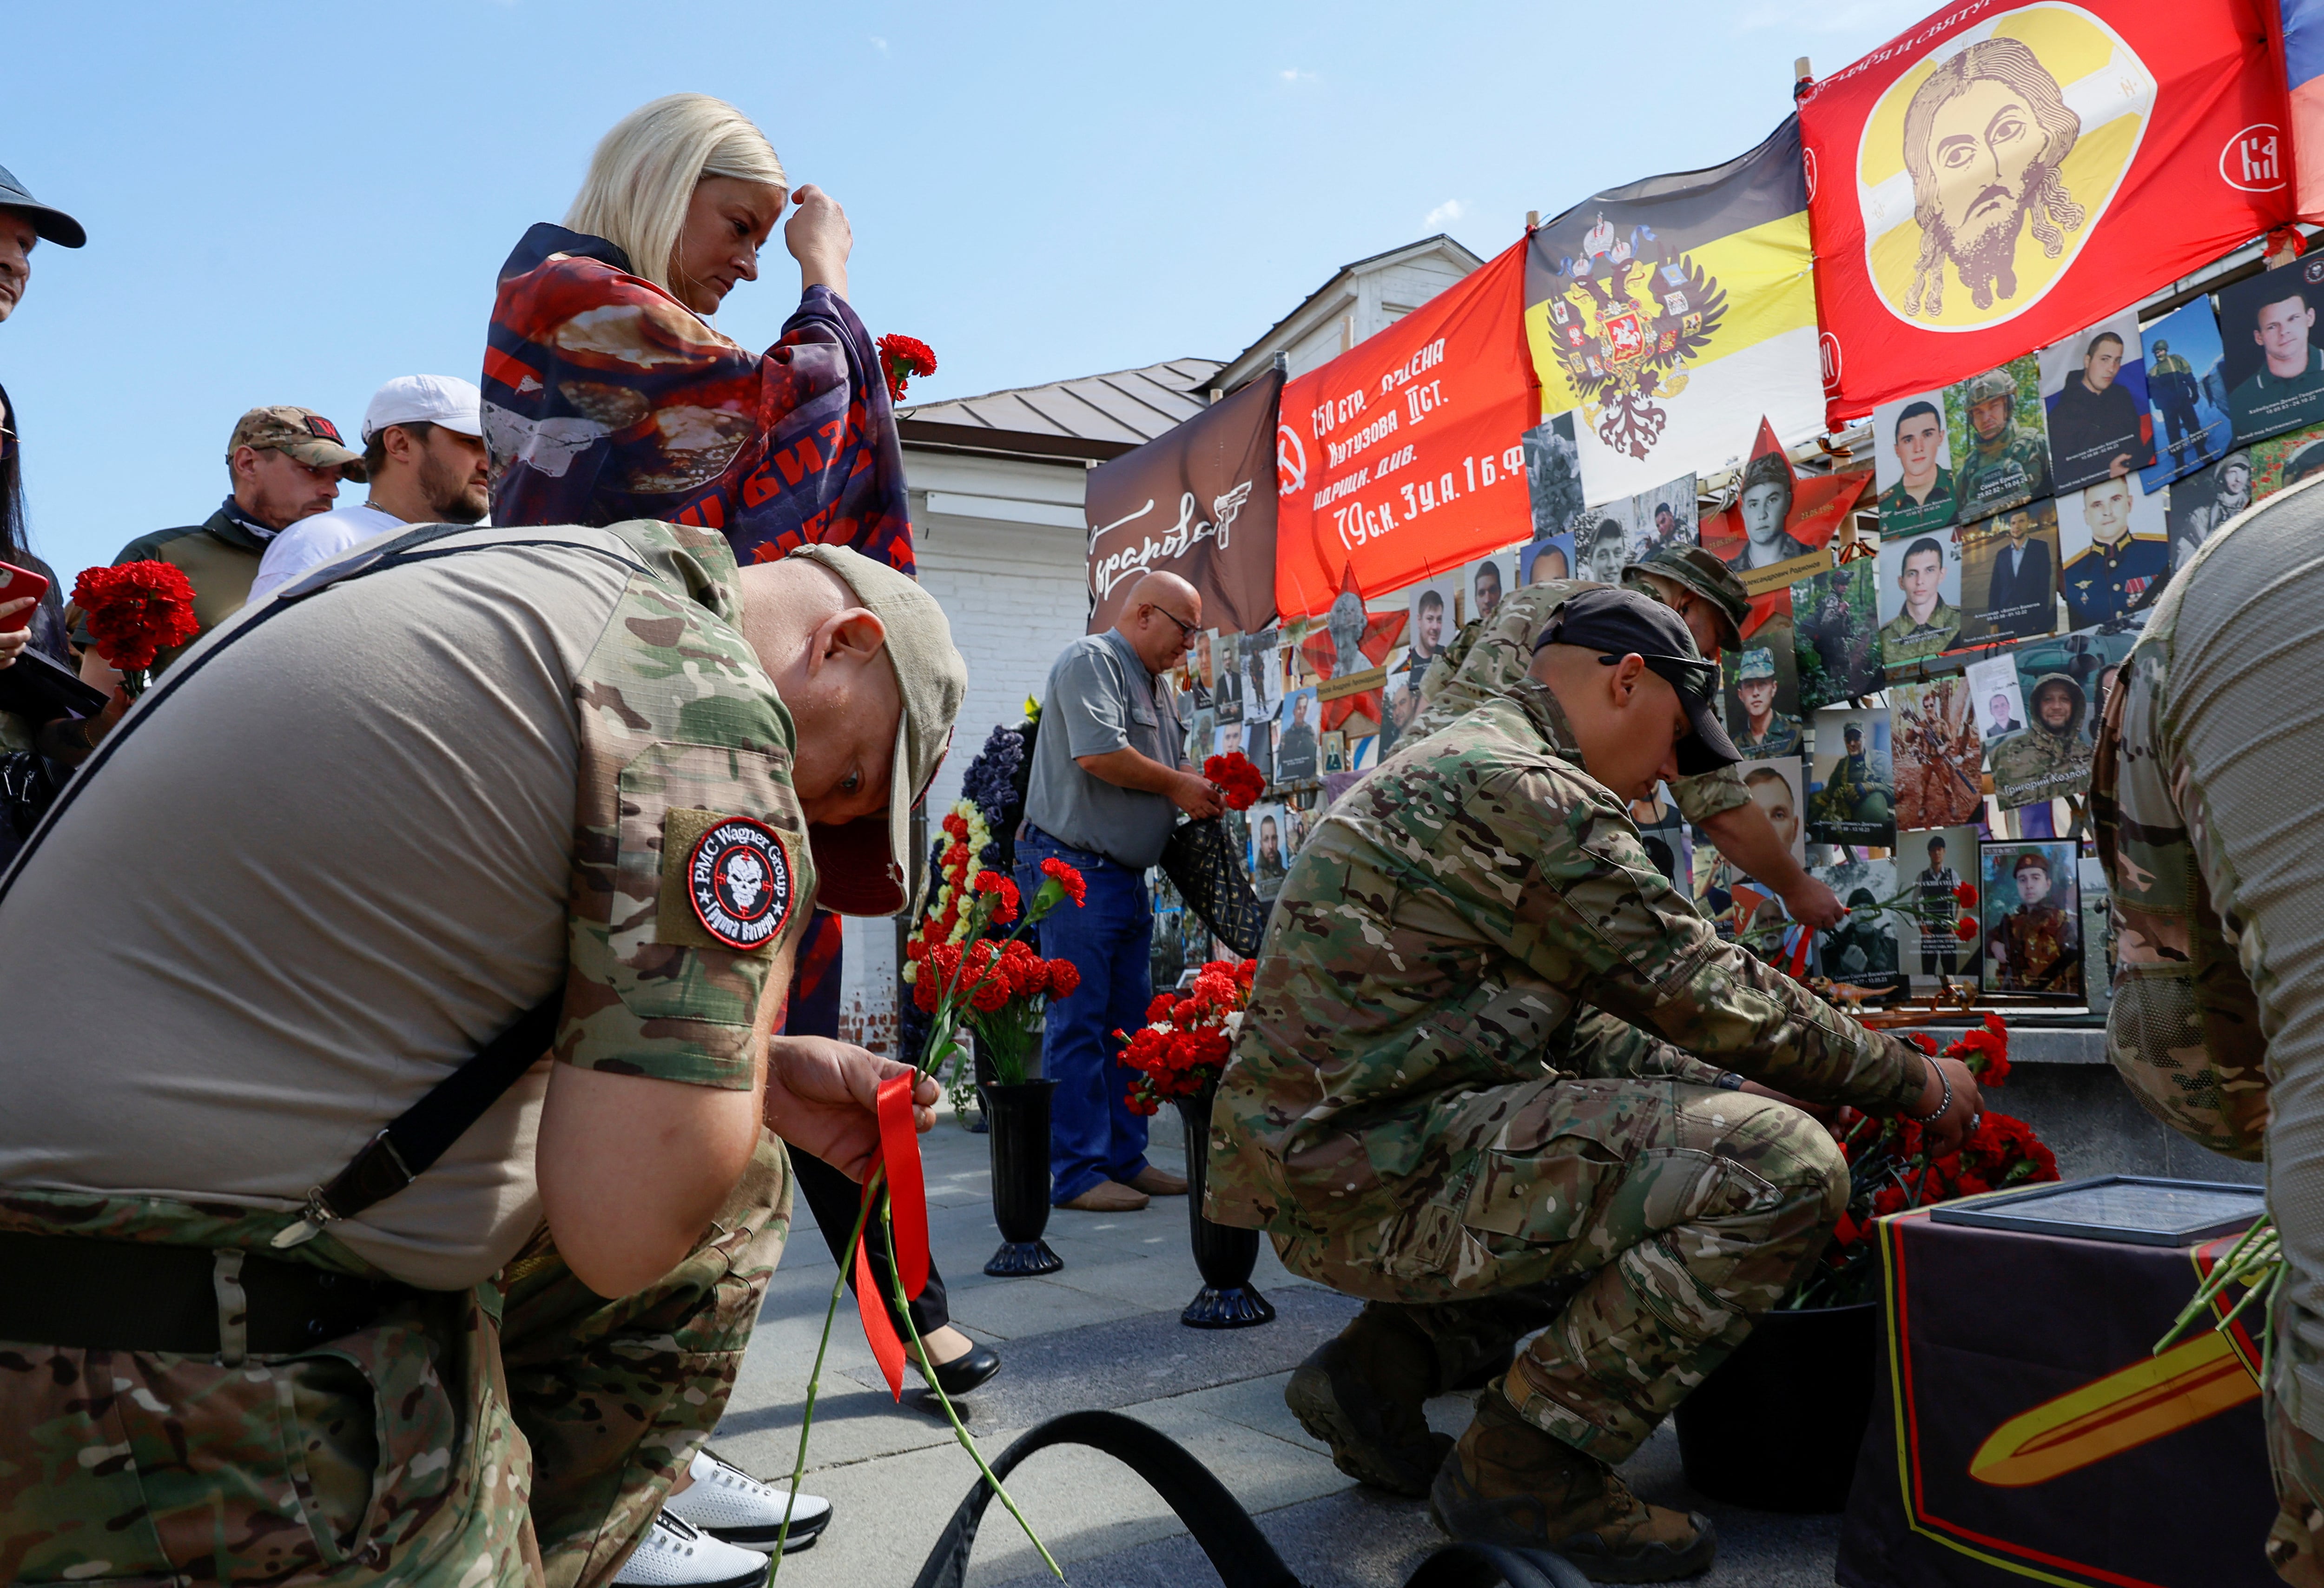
[1539,217,1727,462]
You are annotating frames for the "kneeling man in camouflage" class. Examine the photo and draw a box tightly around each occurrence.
[1205,588,1979,1581]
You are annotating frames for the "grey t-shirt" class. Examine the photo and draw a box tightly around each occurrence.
[0,532,638,1290]
[1024,630,1183,867]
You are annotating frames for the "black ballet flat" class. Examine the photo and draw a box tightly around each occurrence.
[915,1341,1002,1397]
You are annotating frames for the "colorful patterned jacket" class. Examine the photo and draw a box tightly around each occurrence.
[482,223,913,574]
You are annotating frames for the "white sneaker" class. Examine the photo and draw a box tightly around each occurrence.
[612,1510,769,1588]
[663,1447,833,1552]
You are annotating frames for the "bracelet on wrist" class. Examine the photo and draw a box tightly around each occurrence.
[1903,1060,1952,1124]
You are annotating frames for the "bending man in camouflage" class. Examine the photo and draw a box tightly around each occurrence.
[2091,481,2323,1584]
[1208,587,1978,1581]
[1413,544,1841,930]
[0,522,965,1587]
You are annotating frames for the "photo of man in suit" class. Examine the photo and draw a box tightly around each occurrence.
[1980,507,2056,641]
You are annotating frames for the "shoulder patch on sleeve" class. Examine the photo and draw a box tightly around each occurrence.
[660,807,796,953]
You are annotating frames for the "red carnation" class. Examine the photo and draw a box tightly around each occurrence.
[1046,958,1081,999]
[974,870,1021,924]
[1954,916,1979,942]
[942,811,969,841]
[1202,751,1266,811]
[1041,856,1088,906]
[72,560,200,676]
[1147,992,1177,1023]
[1953,881,1979,908]
[876,333,938,404]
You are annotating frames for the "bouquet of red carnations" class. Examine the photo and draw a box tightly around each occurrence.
[71,560,199,696]
[1116,958,1254,1115]
[1203,751,1265,811]
[1787,1015,2058,1308]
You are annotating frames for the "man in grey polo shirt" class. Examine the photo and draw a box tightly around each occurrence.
[1018,571,1223,1211]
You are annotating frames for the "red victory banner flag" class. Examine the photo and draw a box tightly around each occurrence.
[1801,0,2296,425]
[1274,240,1537,618]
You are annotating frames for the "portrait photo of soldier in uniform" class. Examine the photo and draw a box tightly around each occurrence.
[1990,669,2092,809]
[1980,840,2083,998]
[1877,532,1964,673]
[1873,392,1960,536]
[1580,513,1631,584]
[1723,450,1814,570]
[2139,298,2232,488]
[1521,533,1574,585]
[2165,449,2251,573]
[1462,548,1519,629]
[2040,313,2154,492]
[1949,358,2053,523]
[1626,473,1698,559]
[1906,827,1981,989]
[1957,499,2061,646]
[2059,472,2170,628]
[1889,677,1985,831]
[1814,864,1907,998]
[1808,705,1896,847]
[2219,259,2324,444]
[1793,556,1882,709]
[1738,757,1808,878]
[1402,580,1454,675]
[2250,421,2324,503]
[1250,804,1289,905]
[1522,410,1587,540]
[1725,645,1804,759]
[1896,34,2090,322]
[1275,687,1320,782]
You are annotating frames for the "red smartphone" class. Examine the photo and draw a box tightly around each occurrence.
[0,561,48,631]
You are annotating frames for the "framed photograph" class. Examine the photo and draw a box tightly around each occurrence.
[2164,450,2252,575]
[1211,630,1244,722]
[1724,642,1804,760]
[1888,677,1986,832]
[1807,704,1896,847]
[1811,855,1907,997]
[1462,548,1520,629]
[1320,730,1347,775]
[2040,311,2155,493]
[1793,557,1883,709]
[1521,534,1575,586]
[1629,783,1691,893]
[2059,473,2170,629]
[1900,826,1981,989]
[2218,256,2324,444]
[1955,500,2062,648]
[1574,506,1633,585]
[1524,411,1588,540]
[2139,297,2232,489]
[1873,389,1960,536]
[1736,756,1808,880]
[1978,838,2084,999]
[1402,579,1457,677]
[1275,688,1321,782]
[1249,803,1290,905]
[1877,529,1966,674]
[2251,419,2324,502]
[1627,474,1699,559]
[1948,356,2051,525]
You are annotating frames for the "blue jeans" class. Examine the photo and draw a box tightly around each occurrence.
[1017,828,1155,1204]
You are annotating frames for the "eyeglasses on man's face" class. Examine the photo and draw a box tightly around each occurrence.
[1145,603,1200,647]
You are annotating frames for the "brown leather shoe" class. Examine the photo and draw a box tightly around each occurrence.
[1429,1382,1715,1582]
[1058,1181,1149,1212]
[1129,1165,1188,1196]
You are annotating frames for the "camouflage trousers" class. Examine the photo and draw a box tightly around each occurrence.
[1276,1072,1847,1465]
[0,1131,790,1588]
[2269,1299,2324,1586]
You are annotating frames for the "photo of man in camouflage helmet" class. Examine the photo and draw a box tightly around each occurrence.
[1956,365,2053,519]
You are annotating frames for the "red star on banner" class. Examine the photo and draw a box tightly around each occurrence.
[1296,564,1410,734]
[1698,418,1872,638]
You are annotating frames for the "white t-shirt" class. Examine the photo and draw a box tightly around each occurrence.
[246,502,408,602]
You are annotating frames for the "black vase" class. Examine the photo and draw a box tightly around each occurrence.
[1671,1301,1878,1512]
[1172,1084,1274,1329]
[982,1078,1063,1277]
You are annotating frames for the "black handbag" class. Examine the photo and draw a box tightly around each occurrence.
[1159,815,1268,959]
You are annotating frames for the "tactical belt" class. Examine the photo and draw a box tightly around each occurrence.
[0,1231,409,1355]
[0,526,656,1297]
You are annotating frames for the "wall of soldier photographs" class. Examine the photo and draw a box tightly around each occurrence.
[1507,253,2324,1006]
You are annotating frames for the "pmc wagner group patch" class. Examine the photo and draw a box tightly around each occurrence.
[686,816,796,951]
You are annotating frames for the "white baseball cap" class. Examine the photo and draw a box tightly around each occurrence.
[362,375,484,442]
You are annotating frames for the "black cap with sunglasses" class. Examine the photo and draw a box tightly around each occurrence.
[1532,586,1740,776]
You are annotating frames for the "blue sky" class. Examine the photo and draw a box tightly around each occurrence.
[3,0,1928,584]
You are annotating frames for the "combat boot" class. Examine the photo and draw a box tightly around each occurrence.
[1430,1383,1715,1583]
[1284,1303,1452,1495]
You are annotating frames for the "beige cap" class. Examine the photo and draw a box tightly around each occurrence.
[227,405,367,483]
[786,543,968,916]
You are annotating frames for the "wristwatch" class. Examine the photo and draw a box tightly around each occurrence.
[1713,1071,1746,1091]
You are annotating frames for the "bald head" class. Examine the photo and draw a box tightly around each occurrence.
[1528,642,1689,801]
[1117,571,1203,675]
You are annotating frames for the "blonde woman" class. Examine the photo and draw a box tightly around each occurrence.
[485,92,911,571]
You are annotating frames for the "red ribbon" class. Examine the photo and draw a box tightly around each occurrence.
[851,1073,932,1400]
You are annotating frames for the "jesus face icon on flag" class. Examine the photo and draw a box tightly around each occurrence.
[1859,7,2154,331]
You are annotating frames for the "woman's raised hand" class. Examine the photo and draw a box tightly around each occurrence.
[786,184,852,298]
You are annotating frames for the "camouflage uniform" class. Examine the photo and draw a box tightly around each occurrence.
[1411,580,1750,826]
[1877,599,1961,669]
[1989,672,2092,807]
[2091,484,2324,1584]
[0,521,813,1588]
[1207,679,1924,1462]
[1956,373,2052,518]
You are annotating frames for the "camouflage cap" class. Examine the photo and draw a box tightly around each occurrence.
[227,406,366,482]
[786,543,969,917]
[1966,370,2016,407]
[1623,543,1748,651]
[1736,646,1777,682]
